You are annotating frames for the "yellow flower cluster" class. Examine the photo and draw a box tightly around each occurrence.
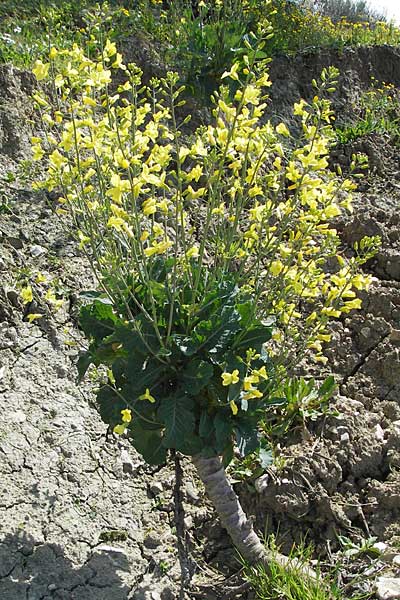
[32,43,377,367]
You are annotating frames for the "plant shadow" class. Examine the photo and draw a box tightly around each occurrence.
[0,530,132,599]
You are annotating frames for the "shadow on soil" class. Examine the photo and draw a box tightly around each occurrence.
[0,530,132,599]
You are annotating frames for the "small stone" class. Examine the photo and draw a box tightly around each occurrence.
[375,424,386,442]
[255,474,269,493]
[48,584,57,592]
[376,576,400,599]
[121,449,135,473]
[30,244,47,257]
[390,330,400,345]
[7,236,23,249]
[373,542,389,553]
[340,432,350,443]
[184,516,193,529]
[151,592,161,600]
[144,533,162,549]
[185,481,200,503]
[150,481,164,495]
[393,555,400,567]
[95,545,128,556]
[12,410,26,423]
[6,289,20,308]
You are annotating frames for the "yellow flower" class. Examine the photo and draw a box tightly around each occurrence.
[32,60,50,81]
[106,173,131,204]
[253,366,268,380]
[270,260,284,277]
[230,400,238,415]
[32,145,44,161]
[186,186,205,200]
[21,286,33,304]
[139,388,156,403]
[243,389,263,400]
[113,423,127,435]
[186,246,199,259]
[144,240,172,257]
[49,149,66,170]
[142,198,157,216]
[121,409,132,423]
[276,123,290,137]
[221,370,240,386]
[222,62,240,81]
[243,375,259,390]
[27,313,43,323]
[107,216,125,231]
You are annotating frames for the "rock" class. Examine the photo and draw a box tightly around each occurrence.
[255,474,270,493]
[30,244,47,257]
[376,577,400,599]
[6,236,23,249]
[375,424,385,442]
[121,449,135,473]
[184,515,193,529]
[373,542,389,553]
[95,544,128,556]
[144,532,162,549]
[390,330,400,345]
[393,555,400,567]
[150,481,164,496]
[185,481,200,503]
[12,410,26,424]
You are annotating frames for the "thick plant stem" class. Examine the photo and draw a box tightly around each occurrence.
[192,453,316,577]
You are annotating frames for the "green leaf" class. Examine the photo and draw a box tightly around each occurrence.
[259,447,273,469]
[79,301,119,342]
[171,334,199,357]
[126,357,166,396]
[76,350,93,382]
[196,306,241,357]
[319,375,336,399]
[158,394,195,449]
[96,385,125,426]
[114,317,159,356]
[131,420,167,465]
[214,412,232,454]
[199,411,214,440]
[235,422,259,457]
[79,291,112,303]
[234,325,272,351]
[182,360,213,394]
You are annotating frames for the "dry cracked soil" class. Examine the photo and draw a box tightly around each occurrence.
[1,45,400,600]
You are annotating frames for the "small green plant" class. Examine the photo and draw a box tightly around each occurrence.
[337,534,381,559]
[335,80,400,145]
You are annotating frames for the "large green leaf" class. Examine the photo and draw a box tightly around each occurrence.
[234,325,272,351]
[235,421,259,457]
[214,412,233,454]
[195,306,241,358]
[182,360,214,395]
[76,350,94,382]
[79,301,119,342]
[126,357,166,396]
[96,385,125,426]
[171,334,200,357]
[131,420,167,465]
[199,411,214,440]
[158,394,195,449]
